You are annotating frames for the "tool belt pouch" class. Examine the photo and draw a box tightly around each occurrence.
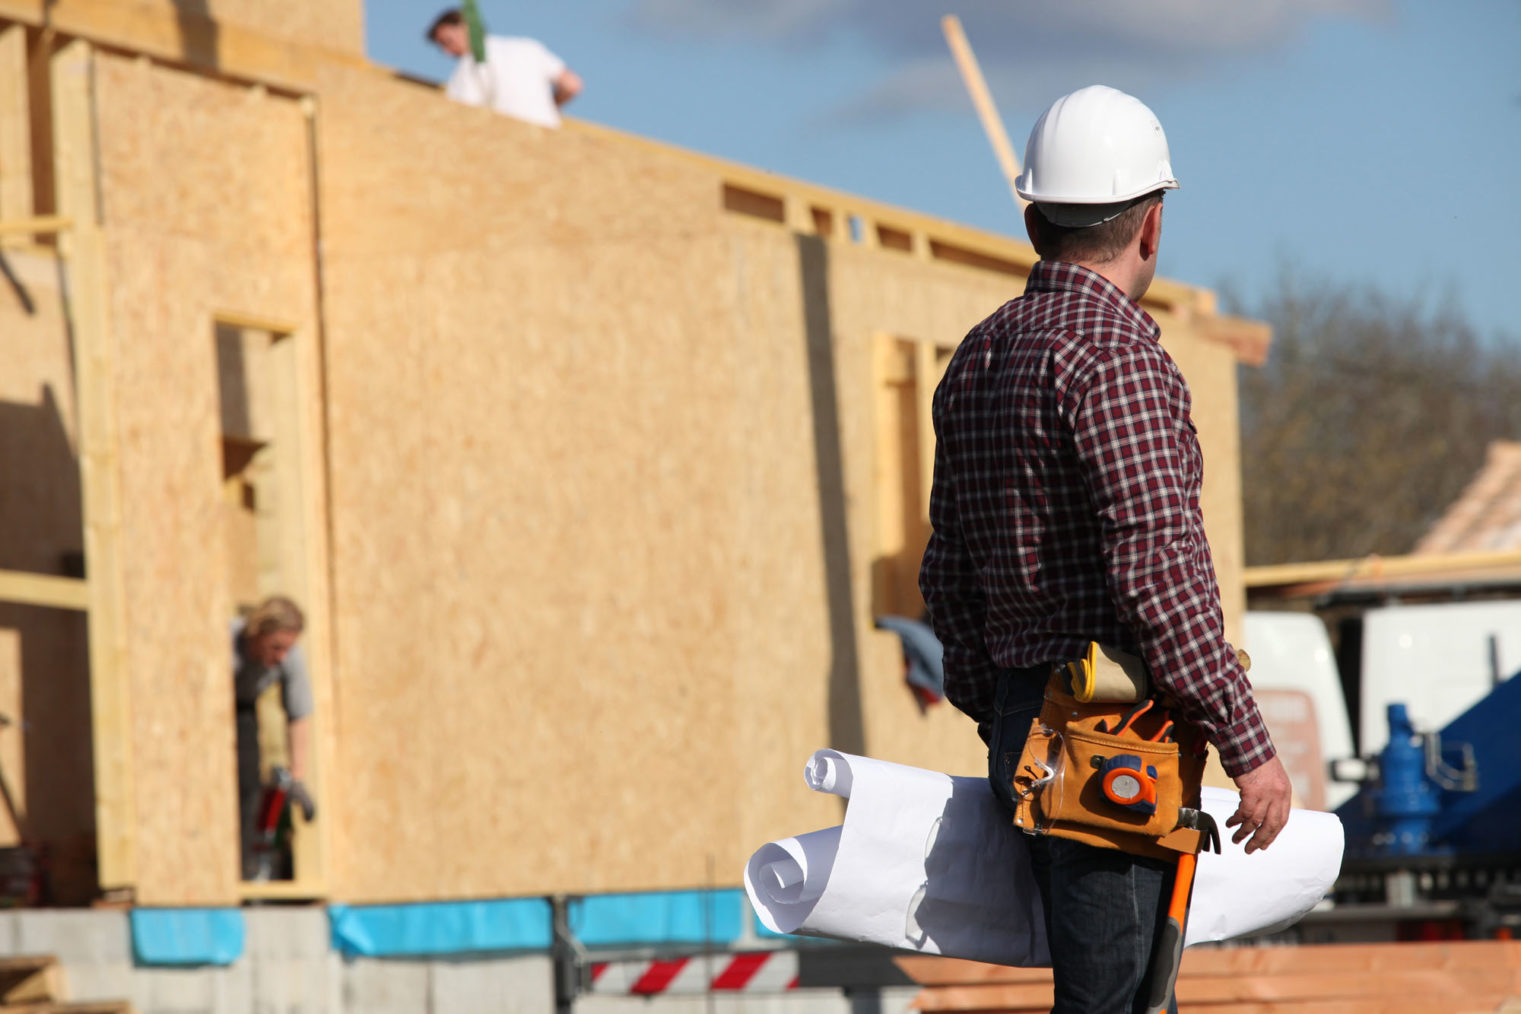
[1012,656,1206,858]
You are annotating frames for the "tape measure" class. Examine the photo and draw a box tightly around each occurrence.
[1097,753,1158,815]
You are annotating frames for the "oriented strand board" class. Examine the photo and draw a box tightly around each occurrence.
[5,26,1262,905]
[88,52,325,904]
[0,0,366,91]
[1155,310,1249,645]
[311,64,1261,902]
[171,0,366,58]
[0,24,32,227]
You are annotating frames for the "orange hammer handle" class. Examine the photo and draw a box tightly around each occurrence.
[1144,850,1198,1014]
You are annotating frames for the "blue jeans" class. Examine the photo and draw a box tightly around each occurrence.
[988,668,1178,1014]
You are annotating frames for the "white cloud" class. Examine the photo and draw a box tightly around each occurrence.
[629,0,1393,120]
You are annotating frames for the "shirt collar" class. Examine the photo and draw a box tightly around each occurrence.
[1024,260,1161,340]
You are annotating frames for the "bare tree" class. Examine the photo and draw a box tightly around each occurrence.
[1235,272,1521,566]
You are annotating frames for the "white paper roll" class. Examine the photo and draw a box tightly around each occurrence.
[744,750,1344,966]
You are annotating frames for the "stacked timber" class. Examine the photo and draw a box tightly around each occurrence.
[0,956,134,1013]
[899,941,1521,1013]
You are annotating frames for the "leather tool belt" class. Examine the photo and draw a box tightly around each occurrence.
[1010,643,1219,860]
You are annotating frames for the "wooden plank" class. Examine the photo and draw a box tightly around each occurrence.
[896,955,1052,986]
[1245,549,1521,589]
[912,981,1052,1012]
[0,23,32,234]
[3,1003,137,1014]
[783,194,815,235]
[907,944,1521,1012]
[0,954,62,1003]
[1198,314,1272,368]
[52,38,136,893]
[0,570,89,611]
[1182,940,1521,976]
[914,340,939,522]
[238,878,327,903]
[905,942,1521,985]
[212,310,299,337]
[1243,1007,1480,1014]
[0,214,72,237]
[1177,967,1521,1004]
[872,334,903,616]
[914,992,1512,1014]
[941,15,1027,210]
[264,323,327,894]
[0,0,369,95]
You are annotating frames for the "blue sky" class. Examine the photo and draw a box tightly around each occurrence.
[363,0,1520,343]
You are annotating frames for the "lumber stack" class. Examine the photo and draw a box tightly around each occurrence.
[0,956,134,1014]
[898,940,1521,1013]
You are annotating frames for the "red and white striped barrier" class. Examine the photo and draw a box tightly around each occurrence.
[589,951,799,994]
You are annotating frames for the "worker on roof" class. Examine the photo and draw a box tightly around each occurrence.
[427,8,583,129]
[919,85,1292,1013]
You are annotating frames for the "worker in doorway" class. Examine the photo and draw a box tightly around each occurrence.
[232,595,314,880]
[919,85,1292,1013]
[427,8,582,129]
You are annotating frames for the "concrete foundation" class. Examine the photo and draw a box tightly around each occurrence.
[0,909,917,1014]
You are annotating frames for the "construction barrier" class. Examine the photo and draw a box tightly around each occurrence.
[589,951,799,995]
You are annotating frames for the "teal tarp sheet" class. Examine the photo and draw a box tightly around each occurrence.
[131,908,245,966]
[569,889,744,946]
[329,898,552,957]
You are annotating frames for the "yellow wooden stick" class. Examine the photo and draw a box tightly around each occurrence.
[941,15,1028,210]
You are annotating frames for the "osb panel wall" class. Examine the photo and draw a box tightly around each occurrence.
[720,229,1020,860]
[824,244,1023,782]
[91,52,321,904]
[0,250,97,900]
[181,0,365,55]
[317,65,750,901]
[314,65,1259,901]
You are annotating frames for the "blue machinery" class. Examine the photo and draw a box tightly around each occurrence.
[1330,670,1521,937]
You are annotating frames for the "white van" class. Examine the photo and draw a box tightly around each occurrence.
[1243,612,1357,809]
[1244,601,1521,811]
[1356,601,1521,754]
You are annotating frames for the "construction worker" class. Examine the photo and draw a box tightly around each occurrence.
[427,9,583,129]
[919,85,1292,1013]
[232,595,314,879]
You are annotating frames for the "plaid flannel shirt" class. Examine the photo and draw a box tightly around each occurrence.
[918,261,1275,777]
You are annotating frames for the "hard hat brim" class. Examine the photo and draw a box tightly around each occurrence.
[1033,185,1175,229]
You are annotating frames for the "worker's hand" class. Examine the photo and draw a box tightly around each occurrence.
[1227,754,1292,854]
[290,780,318,822]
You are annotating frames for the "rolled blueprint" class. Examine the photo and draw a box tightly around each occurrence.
[745,750,1344,967]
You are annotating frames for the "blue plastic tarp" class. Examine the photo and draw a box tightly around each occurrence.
[329,898,553,957]
[131,908,245,966]
[569,889,744,947]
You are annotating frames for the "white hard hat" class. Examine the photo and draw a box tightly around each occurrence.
[1015,85,1179,226]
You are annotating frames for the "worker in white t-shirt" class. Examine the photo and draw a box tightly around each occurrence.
[427,8,582,128]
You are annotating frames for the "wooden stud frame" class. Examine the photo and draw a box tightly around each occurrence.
[51,37,136,892]
[214,314,331,902]
[871,333,957,619]
[0,570,88,610]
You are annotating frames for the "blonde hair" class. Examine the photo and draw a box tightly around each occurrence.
[242,596,305,639]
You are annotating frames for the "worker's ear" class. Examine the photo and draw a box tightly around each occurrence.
[1137,200,1163,262]
[1023,204,1045,250]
